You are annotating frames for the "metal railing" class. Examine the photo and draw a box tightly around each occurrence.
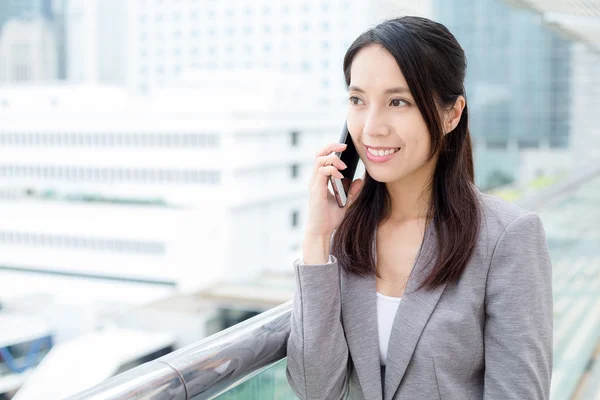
[68,301,291,400]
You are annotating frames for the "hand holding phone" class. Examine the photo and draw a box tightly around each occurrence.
[330,121,360,207]
[304,121,364,241]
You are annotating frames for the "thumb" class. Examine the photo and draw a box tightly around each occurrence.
[347,179,364,205]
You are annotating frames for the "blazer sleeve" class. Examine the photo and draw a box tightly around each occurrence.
[286,255,350,400]
[483,212,553,399]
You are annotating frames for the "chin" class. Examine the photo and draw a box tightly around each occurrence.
[365,169,401,183]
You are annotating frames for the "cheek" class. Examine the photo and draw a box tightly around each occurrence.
[346,115,361,138]
[414,134,431,153]
[407,126,432,157]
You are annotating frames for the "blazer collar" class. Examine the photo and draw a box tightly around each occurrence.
[341,219,448,400]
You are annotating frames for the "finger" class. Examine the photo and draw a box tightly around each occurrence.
[310,154,347,189]
[314,154,347,175]
[347,178,364,205]
[314,142,347,159]
[313,166,343,199]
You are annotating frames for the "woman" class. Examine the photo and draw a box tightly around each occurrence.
[286,16,553,400]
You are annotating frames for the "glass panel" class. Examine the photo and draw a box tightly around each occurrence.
[540,175,600,400]
[210,358,297,400]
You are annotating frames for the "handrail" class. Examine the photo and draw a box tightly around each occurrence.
[515,164,600,211]
[67,165,600,400]
[68,301,292,400]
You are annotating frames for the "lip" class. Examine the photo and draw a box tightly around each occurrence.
[364,144,400,150]
[364,145,401,163]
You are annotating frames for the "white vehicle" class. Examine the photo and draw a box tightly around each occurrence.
[11,327,175,400]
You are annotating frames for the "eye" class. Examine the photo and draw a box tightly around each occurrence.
[390,99,408,107]
[349,96,364,105]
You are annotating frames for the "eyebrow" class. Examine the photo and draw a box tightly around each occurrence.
[348,85,411,95]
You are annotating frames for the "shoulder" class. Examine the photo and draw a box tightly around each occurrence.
[473,187,546,253]
[476,188,533,227]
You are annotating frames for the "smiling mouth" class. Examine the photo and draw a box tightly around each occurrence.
[366,147,401,157]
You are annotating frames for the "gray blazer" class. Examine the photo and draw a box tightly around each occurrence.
[286,190,553,400]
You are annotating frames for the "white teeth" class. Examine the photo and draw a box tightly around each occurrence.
[368,147,399,156]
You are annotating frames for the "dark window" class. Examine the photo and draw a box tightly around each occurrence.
[291,210,299,228]
[486,140,508,150]
[291,164,299,178]
[290,130,300,146]
[517,140,539,150]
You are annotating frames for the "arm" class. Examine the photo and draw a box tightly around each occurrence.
[286,255,350,400]
[484,212,553,399]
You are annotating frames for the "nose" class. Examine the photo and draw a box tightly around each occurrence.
[363,110,390,139]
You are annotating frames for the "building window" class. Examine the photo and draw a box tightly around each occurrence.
[290,130,300,146]
[14,65,30,81]
[291,164,299,179]
[518,139,539,149]
[291,210,299,228]
[486,140,508,150]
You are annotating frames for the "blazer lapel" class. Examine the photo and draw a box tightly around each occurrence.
[341,249,383,400]
[383,219,448,400]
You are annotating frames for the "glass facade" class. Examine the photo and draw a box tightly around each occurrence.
[434,0,572,190]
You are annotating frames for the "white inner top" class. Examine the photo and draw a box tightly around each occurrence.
[376,292,402,366]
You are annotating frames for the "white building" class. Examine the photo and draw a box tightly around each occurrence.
[0,18,58,83]
[0,72,339,305]
[65,0,127,85]
[60,0,433,104]
[570,42,600,171]
[125,0,432,106]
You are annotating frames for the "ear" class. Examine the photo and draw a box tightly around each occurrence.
[443,95,466,135]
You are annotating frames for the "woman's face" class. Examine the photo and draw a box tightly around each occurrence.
[347,44,434,184]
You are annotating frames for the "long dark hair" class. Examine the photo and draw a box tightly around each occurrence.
[331,16,481,292]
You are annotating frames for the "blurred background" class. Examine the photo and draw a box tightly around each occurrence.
[0,0,598,399]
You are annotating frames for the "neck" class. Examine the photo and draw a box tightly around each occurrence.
[384,160,435,224]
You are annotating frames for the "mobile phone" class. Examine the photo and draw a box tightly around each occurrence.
[330,121,360,207]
